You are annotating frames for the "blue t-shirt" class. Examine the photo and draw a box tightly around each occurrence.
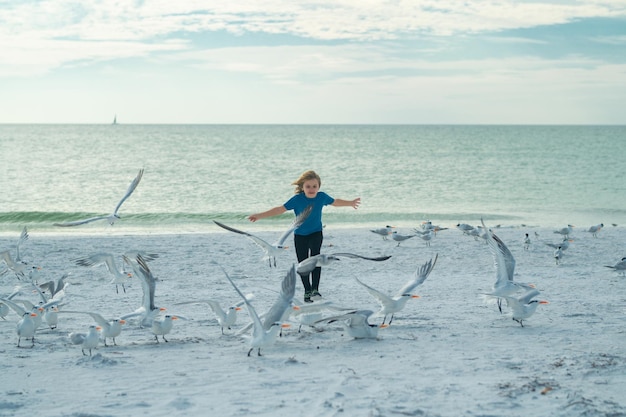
[284,192,334,236]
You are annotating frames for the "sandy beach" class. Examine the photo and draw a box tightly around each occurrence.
[1,222,625,417]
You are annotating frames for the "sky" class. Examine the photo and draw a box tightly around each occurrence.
[1,0,625,125]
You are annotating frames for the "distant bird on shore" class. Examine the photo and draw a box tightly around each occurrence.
[72,253,134,293]
[554,224,574,238]
[523,233,531,250]
[53,168,144,227]
[554,246,563,265]
[545,237,573,251]
[314,309,388,339]
[456,223,475,234]
[69,324,101,355]
[370,225,395,240]
[586,223,604,238]
[151,314,179,343]
[391,231,416,246]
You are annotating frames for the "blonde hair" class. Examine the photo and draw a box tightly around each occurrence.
[292,170,321,194]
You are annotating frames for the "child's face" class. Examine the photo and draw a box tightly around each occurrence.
[303,179,320,198]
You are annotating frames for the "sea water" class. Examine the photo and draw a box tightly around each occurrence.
[1,124,624,234]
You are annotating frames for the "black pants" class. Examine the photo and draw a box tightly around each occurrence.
[294,231,323,292]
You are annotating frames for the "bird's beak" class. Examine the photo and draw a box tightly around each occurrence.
[529,284,536,288]
[96,326,102,330]
[379,324,389,328]
[30,313,38,317]
[539,300,550,305]
[292,306,301,311]
[171,316,179,320]
[411,295,420,299]
[235,307,242,311]
[159,307,167,311]
[280,323,291,328]
[119,320,126,324]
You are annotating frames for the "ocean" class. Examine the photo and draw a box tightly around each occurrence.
[1,124,624,235]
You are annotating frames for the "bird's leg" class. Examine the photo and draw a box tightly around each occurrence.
[497,299,503,314]
[163,335,169,343]
[122,284,127,293]
[113,337,117,346]
[257,348,262,357]
[389,314,395,325]
[221,327,225,335]
[104,338,109,347]
[247,348,253,357]
[82,348,87,356]
[154,335,159,343]
[115,285,119,294]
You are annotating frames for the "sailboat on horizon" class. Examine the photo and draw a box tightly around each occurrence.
[112,115,118,125]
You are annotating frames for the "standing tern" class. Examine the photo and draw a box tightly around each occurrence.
[296,252,391,276]
[69,324,101,355]
[481,219,536,313]
[553,224,574,238]
[314,309,388,339]
[53,168,144,227]
[586,223,604,238]
[0,298,41,347]
[355,254,438,325]
[370,225,395,240]
[391,231,416,246]
[501,289,549,327]
[219,263,296,356]
[213,205,312,267]
[59,311,127,346]
[151,314,179,343]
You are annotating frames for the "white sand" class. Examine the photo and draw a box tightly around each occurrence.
[1,223,625,417]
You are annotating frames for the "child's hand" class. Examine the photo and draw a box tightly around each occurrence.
[352,198,361,209]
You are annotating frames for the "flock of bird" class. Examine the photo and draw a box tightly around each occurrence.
[1,169,622,357]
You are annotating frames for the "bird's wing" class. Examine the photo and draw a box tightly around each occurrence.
[333,253,392,262]
[396,253,438,296]
[217,263,264,336]
[262,265,297,330]
[517,288,541,304]
[355,277,394,306]
[0,298,28,316]
[15,226,29,262]
[275,204,313,247]
[53,216,109,227]
[113,168,144,215]
[213,221,274,252]
[481,219,515,284]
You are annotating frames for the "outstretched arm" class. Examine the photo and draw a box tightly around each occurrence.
[248,205,287,222]
[332,198,361,209]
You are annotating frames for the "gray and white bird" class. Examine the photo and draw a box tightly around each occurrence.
[501,289,549,327]
[296,252,391,276]
[73,253,133,293]
[53,168,144,227]
[314,309,388,339]
[554,246,563,265]
[175,294,254,334]
[481,219,536,313]
[355,254,438,325]
[151,314,179,343]
[60,310,127,346]
[120,254,166,327]
[214,205,312,267]
[554,224,574,238]
[391,231,416,246]
[586,223,604,238]
[605,257,626,276]
[1,296,41,347]
[370,225,395,240]
[69,324,101,355]
[545,237,573,251]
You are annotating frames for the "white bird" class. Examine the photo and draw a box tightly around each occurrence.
[151,314,179,343]
[501,289,549,327]
[53,168,144,227]
[370,225,395,240]
[59,311,127,346]
[554,224,574,238]
[0,250,40,281]
[456,223,475,234]
[214,205,312,267]
[416,230,434,246]
[587,223,604,238]
[554,246,563,265]
[0,298,41,347]
[296,253,392,276]
[391,231,416,246]
[120,254,165,327]
[291,299,355,332]
[314,309,388,339]
[0,287,22,320]
[481,219,536,313]
[355,254,438,325]
[175,294,254,334]
[69,325,101,355]
[73,253,133,293]
[605,257,626,276]
[39,274,70,300]
[220,263,296,356]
